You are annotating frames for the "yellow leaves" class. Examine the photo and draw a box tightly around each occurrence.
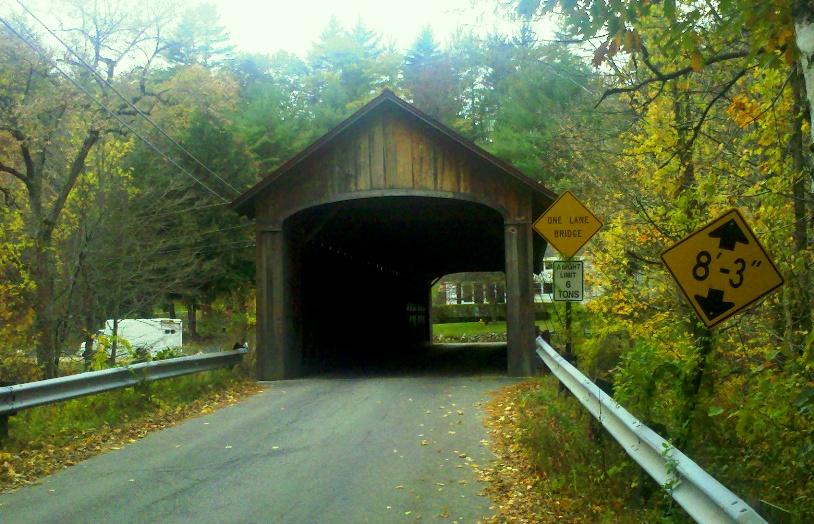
[622,30,640,53]
[690,51,703,72]
[727,94,762,128]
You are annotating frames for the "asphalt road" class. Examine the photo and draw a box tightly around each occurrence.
[0,344,515,523]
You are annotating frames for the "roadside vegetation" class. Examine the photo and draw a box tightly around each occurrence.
[0,369,262,492]
[479,379,676,523]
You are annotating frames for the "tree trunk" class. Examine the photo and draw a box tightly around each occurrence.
[32,245,59,379]
[788,65,812,355]
[670,81,713,451]
[82,310,96,370]
[676,319,713,450]
[794,3,814,147]
[166,302,177,319]
[109,317,119,365]
[26,129,100,379]
[187,303,197,338]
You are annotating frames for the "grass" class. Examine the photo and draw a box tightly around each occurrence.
[432,320,550,338]
[3,370,243,449]
[479,378,686,523]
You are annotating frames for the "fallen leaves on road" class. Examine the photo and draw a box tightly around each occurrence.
[0,379,263,493]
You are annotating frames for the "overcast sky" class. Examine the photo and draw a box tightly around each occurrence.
[209,0,530,57]
[5,0,557,59]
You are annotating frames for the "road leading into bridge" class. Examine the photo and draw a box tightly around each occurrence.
[0,344,515,523]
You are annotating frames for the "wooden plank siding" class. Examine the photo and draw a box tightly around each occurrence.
[257,110,533,225]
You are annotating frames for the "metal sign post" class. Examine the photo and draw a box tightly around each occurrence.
[553,259,584,363]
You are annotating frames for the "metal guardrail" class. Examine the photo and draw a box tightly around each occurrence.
[536,336,766,524]
[0,349,246,417]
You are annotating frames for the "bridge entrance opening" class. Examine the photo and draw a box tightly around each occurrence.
[287,196,507,375]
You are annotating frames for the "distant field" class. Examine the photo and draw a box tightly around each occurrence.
[432,321,549,338]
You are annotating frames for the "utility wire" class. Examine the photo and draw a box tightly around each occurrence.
[0,16,229,203]
[134,202,230,219]
[150,239,255,256]
[83,223,255,259]
[15,1,242,196]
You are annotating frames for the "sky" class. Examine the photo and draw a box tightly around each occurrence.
[4,0,557,60]
[203,0,533,57]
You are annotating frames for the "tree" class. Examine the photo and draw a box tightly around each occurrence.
[306,19,399,132]
[403,27,460,122]
[0,1,178,377]
[229,51,313,172]
[162,3,234,68]
[487,40,603,191]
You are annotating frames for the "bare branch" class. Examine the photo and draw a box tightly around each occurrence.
[655,67,753,171]
[625,250,662,266]
[0,124,35,179]
[0,160,28,182]
[46,128,100,234]
[632,196,677,242]
[595,50,751,107]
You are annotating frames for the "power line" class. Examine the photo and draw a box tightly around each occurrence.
[0,16,230,203]
[83,223,255,258]
[135,202,230,219]
[156,239,255,255]
[15,1,242,196]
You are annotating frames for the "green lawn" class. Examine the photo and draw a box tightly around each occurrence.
[432,321,548,338]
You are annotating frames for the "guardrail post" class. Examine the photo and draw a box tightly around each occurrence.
[0,413,9,442]
[0,380,12,443]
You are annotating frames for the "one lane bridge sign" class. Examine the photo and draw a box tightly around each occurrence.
[533,191,602,257]
[660,209,784,328]
[553,260,584,302]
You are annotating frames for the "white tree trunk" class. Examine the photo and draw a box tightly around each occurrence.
[796,12,814,145]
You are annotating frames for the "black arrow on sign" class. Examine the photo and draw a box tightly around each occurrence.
[694,288,735,321]
[708,219,749,251]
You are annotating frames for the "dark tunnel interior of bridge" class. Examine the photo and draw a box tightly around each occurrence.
[287,196,509,375]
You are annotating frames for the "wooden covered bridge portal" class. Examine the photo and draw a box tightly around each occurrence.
[232,90,556,379]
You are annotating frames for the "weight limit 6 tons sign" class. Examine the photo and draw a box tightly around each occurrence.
[553,261,583,302]
[661,209,783,328]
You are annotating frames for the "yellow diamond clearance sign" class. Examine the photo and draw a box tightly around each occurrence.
[533,191,602,257]
[661,209,784,328]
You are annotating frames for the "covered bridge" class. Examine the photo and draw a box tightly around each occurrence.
[232,90,556,379]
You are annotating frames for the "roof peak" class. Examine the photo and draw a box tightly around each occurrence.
[231,90,555,216]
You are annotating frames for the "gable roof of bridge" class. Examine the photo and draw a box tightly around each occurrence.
[231,89,556,217]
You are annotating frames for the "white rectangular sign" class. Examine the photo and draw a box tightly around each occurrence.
[553,260,584,302]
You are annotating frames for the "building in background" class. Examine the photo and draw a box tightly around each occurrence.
[433,246,593,309]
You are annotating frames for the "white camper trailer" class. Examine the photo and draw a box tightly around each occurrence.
[81,318,183,358]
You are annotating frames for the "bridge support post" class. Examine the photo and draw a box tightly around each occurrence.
[256,226,302,380]
[504,220,536,376]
